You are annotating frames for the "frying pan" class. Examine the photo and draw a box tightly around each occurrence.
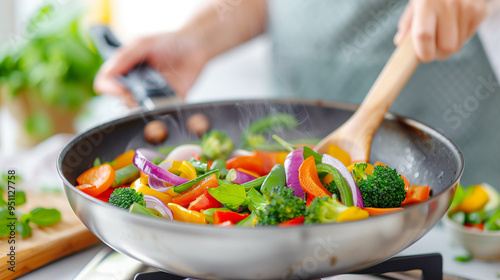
[57,98,463,280]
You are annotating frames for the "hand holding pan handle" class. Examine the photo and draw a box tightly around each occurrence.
[90,25,181,110]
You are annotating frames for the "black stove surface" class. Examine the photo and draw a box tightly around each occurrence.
[134,253,443,280]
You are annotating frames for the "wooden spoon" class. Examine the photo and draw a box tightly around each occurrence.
[314,35,419,162]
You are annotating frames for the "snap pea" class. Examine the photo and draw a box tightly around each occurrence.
[315,163,354,207]
[111,164,140,187]
[260,164,286,196]
[210,159,228,178]
[173,169,220,193]
[187,158,208,174]
[303,146,323,164]
[235,212,258,227]
[241,176,267,191]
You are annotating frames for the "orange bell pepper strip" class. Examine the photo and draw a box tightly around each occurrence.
[299,156,332,198]
[111,150,135,170]
[401,174,411,200]
[226,156,264,176]
[252,150,289,174]
[364,207,404,216]
[401,185,430,206]
[373,161,386,167]
[171,174,219,206]
[188,190,222,212]
[167,203,207,224]
[76,164,116,197]
[213,210,249,225]
[279,216,305,227]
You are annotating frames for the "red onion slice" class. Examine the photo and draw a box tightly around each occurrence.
[321,154,364,208]
[133,150,189,186]
[143,195,173,220]
[284,148,305,199]
[226,169,257,184]
[148,177,172,193]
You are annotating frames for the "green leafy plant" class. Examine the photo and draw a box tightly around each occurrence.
[0,2,102,141]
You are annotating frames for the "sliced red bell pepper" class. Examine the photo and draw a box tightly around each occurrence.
[171,174,218,206]
[401,185,430,206]
[188,189,222,212]
[306,194,314,207]
[279,216,305,227]
[95,185,127,202]
[226,156,264,176]
[464,222,484,231]
[213,210,249,225]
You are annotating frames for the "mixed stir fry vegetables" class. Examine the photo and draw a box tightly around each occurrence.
[448,183,500,231]
[74,113,431,226]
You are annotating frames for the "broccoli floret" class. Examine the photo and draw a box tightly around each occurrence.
[200,130,234,160]
[352,163,368,181]
[304,195,348,224]
[108,188,146,209]
[324,180,340,199]
[356,165,406,208]
[256,186,305,225]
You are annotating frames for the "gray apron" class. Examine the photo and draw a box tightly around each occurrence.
[268,0,500,187]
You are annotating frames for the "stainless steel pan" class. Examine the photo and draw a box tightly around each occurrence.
[57,99,463,280]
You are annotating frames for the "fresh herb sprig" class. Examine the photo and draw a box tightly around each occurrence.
[0,173,62,239]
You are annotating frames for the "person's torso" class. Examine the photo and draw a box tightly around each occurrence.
[268,0,500,186]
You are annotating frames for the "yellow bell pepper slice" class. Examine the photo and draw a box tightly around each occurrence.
[167,203,207,224]
[130,178,172,205]
[111,150,136,170]
[328,145,351,167]
[165,160,197,180]
[337,206,369,222]
[456,184,490,214]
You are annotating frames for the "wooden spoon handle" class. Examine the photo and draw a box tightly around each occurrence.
[349,35,419,133]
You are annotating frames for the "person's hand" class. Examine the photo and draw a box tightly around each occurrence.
[94,32,208,105]
[394,0,488,62]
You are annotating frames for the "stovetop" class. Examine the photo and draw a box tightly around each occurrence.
[133,253,468,280]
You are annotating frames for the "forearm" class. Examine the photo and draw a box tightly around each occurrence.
[179,0,268,61]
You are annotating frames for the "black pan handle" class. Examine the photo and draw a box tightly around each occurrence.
[90,25,178,110]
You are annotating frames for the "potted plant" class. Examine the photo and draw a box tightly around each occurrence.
[0,3,102,146]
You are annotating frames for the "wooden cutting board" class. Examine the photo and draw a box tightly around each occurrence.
[0,192,101,280]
